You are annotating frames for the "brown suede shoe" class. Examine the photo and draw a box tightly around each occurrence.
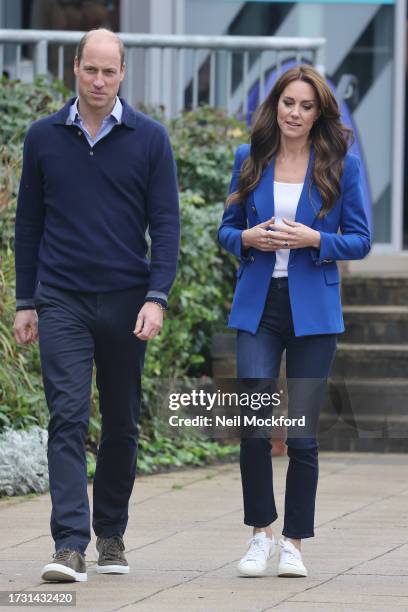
[96,536,129,574]
[41,549,87,582]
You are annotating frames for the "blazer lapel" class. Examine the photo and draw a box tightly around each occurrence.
[252,157,276,223]
[295,149,322,227]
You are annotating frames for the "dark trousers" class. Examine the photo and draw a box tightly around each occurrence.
[35,282,147,554]
[237,277,337,539]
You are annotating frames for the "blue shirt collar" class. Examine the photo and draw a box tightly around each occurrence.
[53,97,137,129]
[67,96,123,125]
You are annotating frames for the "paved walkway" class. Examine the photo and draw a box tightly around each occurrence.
[0,452,407,611]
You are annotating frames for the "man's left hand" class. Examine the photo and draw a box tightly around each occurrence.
[133,302,164,341]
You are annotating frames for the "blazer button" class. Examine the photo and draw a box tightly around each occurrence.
[250,255,255,262]
[251,206,256,213]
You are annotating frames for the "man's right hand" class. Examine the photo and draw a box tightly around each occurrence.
[13,310,38,345]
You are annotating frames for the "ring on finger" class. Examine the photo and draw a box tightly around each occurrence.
[283,240,289,247]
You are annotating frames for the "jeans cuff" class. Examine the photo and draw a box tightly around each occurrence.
[282,530,314,539]
[244,514,278,528]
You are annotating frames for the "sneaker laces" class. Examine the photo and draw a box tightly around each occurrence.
[280,540,302,563]
[100,536,124,559]
[53,548,75,562]
[242,535,271,562]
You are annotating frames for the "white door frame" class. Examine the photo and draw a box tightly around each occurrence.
[388,0,406,251]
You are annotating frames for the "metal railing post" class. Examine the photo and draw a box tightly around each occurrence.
[34,39,48,76]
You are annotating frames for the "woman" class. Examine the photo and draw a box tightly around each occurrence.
[218,65,370,578]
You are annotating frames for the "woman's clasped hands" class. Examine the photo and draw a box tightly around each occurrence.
[241,217,321,251]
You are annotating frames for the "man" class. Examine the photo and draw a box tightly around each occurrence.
[13,28,179,582]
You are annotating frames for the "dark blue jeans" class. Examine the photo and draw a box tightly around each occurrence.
[237,277,337,538]
[35,282,147,554]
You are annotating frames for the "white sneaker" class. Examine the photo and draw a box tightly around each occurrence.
[278,538,308,577]
[237,532,276,577]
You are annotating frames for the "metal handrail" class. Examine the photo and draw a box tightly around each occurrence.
[0,29,325,51]
[0,29,326,116]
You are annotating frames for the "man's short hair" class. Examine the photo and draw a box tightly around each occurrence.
[76,28,125,66]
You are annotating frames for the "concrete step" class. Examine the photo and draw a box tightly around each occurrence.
[318,413,408,453]
[342,305,408,344]
[348,253,408,275]
[212,335,408,379]
[327,377,408,418]
[341,276,408,306]
[332,343,408,378]
[321,377,408,453]
[291,380,408,452]
[319,413,408,436]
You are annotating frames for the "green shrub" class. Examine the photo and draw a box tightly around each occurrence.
[169,105,247,202]
[0,250,46,429]
[0,77,69,247]
[0,78,69,431]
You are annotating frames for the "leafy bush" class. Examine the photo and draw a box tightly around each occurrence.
[0,78,70,431]
[137,103,247,204]
[169,106,247,202]
[0,78,248,472]
[137,427,239,474]
[144,192,229,380]
[0,77,69,246]
[0,250,45,430]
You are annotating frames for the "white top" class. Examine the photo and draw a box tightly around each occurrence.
[272,181,304,278]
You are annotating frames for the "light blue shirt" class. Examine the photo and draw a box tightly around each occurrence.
[67,96,123,147]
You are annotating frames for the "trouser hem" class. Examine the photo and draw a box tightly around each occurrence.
[55,541,87,555]
[244,515,278,528]
[93,526,126,539]
[282,531,314,539]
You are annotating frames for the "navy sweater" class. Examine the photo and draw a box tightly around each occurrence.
[15,97,180,303]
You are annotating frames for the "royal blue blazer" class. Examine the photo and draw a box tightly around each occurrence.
[218,144,371,337]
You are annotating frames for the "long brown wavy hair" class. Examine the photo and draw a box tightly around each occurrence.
[227,65,353,218]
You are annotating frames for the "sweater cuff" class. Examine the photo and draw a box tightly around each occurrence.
[145,290,168,310]
[16,298,35,311]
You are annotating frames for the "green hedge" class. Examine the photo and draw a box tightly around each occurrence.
[0,77,248,471]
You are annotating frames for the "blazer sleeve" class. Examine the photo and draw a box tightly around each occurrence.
[311,154,371,265]
[218,144,250,260]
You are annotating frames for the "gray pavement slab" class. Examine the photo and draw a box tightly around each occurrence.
[0,452,407,611]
